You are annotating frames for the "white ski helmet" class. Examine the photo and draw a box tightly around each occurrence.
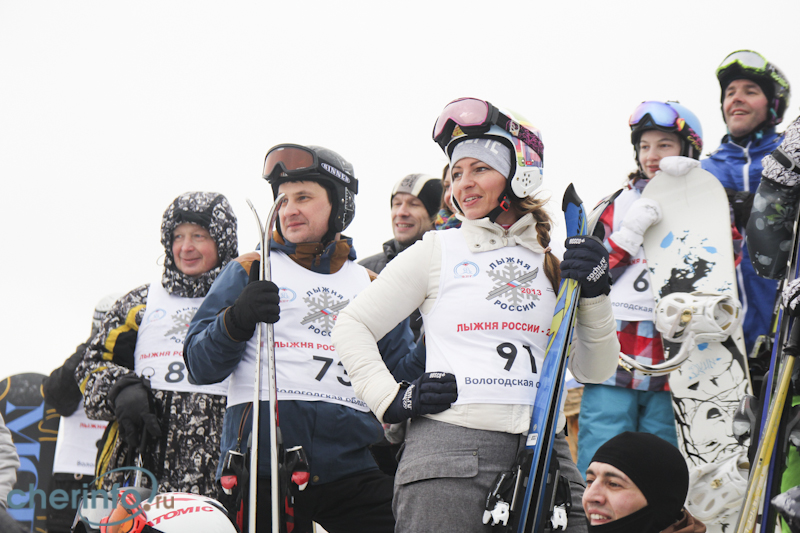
[81,491,237,533]
[92,293,123,337]
[432,98,544,219]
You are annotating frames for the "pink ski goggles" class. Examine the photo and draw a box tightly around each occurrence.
[431,97,543,159]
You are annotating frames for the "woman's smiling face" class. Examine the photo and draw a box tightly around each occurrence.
[451,157,508,221]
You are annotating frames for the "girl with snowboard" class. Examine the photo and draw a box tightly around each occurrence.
[576,101,704,476]
[333,97,620,533]
[76,191,238,497]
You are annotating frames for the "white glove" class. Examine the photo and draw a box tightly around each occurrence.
[783,278,800,317]
[609,197,662,255]
[762,116,800,187]
[659,156,701,176]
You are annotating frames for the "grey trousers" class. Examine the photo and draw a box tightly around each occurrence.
[393,417,587,533]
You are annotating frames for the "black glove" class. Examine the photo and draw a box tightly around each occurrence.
[725,188,755,229]
[383,372,458,424]
[560,235,610,298]
[42,342,88,416]
[224,260,280,341]
[108,373,162,451]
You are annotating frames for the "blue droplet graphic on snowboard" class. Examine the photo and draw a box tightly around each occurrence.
[661,232,674,248]
[702,246,717,254]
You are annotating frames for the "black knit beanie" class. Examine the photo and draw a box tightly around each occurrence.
[591,432,689,531]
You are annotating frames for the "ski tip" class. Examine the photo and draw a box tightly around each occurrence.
[603,188,623,206]
[562,183,583,212]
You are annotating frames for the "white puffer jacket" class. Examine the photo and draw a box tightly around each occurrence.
[0,414,19,509]
[333,213,619,434]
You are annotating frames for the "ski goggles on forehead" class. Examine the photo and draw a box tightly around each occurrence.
[263,144,356,190]
[432,97,543,159]
[99,491,148,533]
[717,50,770,74]
[629,101,681,130]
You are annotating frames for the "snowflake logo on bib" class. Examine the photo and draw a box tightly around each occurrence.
[301,287,350,336]
[485,258,541,311]
[164,307,198,343]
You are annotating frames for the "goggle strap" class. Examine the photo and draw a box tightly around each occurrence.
[497,112,544,159]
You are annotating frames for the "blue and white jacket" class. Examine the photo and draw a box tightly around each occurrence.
[702,127,783,354]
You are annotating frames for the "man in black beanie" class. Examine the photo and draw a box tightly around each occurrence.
[582,432,704,533]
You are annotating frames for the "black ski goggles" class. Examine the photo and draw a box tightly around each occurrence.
[262,144,357,193]
[432,97,544,159]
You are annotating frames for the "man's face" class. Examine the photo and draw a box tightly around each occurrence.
[278,181,333,244]
[582,462,648,526]
[391,192,433,245]
[723,79,769,138]
[171,223,219,277]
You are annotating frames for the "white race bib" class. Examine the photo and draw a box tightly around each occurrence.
[424,229,557,406]
[227,252,371,411]
[609,188,657,321]
[134,281,228,395]
[52,408,108,475]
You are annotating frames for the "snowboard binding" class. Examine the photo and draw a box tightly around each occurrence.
[619,291,743,375]
[685,451,749,525]
[732,394,761,445]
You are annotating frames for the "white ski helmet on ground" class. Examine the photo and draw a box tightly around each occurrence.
[432,98,544,219]
[76,490,237,533]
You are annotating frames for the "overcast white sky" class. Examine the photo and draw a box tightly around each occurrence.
[2,0,799,379]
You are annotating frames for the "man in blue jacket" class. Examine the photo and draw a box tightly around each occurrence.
[702,50,792,356]
[184,144,425,533]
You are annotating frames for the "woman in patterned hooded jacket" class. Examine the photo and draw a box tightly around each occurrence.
[76,191,238,496]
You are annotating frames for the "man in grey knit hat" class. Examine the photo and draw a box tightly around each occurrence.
[361,173,443,276]
[359,173,442,476]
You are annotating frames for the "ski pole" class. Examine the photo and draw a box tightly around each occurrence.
[735,319,800,533]
[246,194,285,533]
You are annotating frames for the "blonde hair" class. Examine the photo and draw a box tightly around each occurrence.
[510,193,561,292]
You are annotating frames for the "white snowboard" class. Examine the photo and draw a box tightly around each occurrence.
[642,167,752,532]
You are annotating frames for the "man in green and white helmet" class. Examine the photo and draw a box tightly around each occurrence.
[702,50,791,358]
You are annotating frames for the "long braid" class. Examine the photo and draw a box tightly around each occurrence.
[514,194,561,292]
[532,209,561,292]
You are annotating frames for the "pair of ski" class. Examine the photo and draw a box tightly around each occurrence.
[735,200,800,533]
[245,195,310,533]
[484,185,621,533]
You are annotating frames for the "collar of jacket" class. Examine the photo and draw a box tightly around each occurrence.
[382,239,411,262]
[659,509,706,533]
[269,231,356,274]
[457,213,546,254]
[721,126,778,149]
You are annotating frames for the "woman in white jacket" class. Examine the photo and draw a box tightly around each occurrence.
[333,98,620,533]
